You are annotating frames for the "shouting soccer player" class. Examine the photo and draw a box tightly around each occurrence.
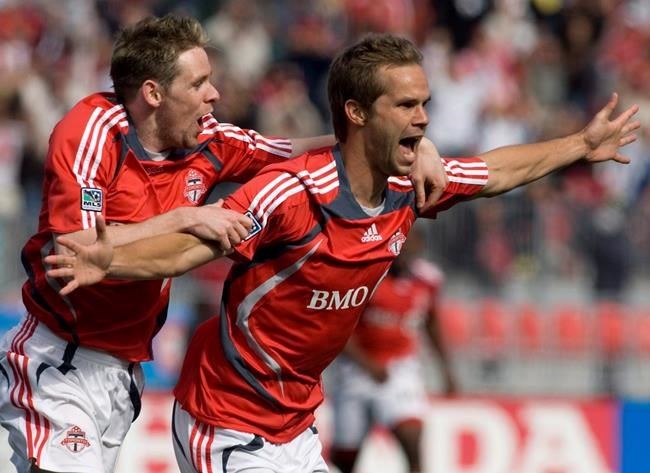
[0,16,449,473]
[45,34,639,473]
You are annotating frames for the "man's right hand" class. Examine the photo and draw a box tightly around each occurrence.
[182,200,252,251]
[44,215,114,296]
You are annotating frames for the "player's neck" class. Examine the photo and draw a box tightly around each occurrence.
[340,139,387,208]
[126,101,167,153]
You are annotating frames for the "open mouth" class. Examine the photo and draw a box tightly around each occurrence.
[399,136,423,156]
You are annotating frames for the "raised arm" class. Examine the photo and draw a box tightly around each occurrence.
[478,93,640,197]
[45,215,232,296]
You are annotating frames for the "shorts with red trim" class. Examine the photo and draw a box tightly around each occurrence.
[0,314,144,473]
[172,400,329,473]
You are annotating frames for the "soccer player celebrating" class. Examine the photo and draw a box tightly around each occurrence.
[0,16,448,473]
[45,34,638,473]
[328,225,456,473]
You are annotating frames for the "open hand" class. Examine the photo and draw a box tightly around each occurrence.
[44,215,113,296]
[583,93,640,164]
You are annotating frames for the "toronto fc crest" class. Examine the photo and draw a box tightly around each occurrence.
[387,229,407,256]
[61,425,91,453]
[184,169,207,204]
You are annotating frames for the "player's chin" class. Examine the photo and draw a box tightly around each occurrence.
[392,158,414,176]
[183,134,201,149]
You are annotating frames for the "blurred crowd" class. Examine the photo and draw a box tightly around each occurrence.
[0,0,648,307]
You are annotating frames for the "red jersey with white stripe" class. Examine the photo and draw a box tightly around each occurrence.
[21,92,292,361]
[354,259,443,365]
[174,147,487,442]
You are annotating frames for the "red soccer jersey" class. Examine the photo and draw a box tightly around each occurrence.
[174,147,487,442]
[21,92,293,361]
[353,258,443,365]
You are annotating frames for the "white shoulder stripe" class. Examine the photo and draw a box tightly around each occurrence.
[388,176,412,187]
[444,165,489,176]
[248,130,292,151]
[247,172,294,217]
[207,121,293,156]
[448,176,488,185]
[253,175,300,221]
[200,127,218,135]
[247,161,339,225]
[88,111,127,186]
[317,180,339,194]
[443,159,489,168]
[257,172,340,226]
[304,160,336,178]
[257,142,291,158]
[260,181,305,226]
[73,107,103,187]
[72,104,124,229]
[222,130,254,145]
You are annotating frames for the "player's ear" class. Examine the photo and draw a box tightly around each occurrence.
[345,100,367,127]
[142,80,163,107]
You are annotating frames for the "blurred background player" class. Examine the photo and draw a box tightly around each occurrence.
[328,224,456,473]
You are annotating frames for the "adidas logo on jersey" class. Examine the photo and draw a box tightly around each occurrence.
[361,223,383,242]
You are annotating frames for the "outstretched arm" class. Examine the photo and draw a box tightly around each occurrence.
[478,93,640,197]
[45,215,231,295]
[54,201,252,256]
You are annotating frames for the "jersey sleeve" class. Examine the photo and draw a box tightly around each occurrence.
[223,169,316,262]
[202,116,294,183]
[419,157,489,219]
[44,103,126,233]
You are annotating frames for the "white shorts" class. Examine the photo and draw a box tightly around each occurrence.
[328,355,427,449]
[172,401,329,473]
[0,314,144,473]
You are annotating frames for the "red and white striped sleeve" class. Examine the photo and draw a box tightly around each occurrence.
[419,156,489,218]
[201,115,294,182]
[45,101,127,233]
[222,167,318,262]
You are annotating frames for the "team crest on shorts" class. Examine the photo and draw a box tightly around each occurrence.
[61,425,91,453]
[387,229,407,255]
[184,169,207,204]
[80,187,103,212]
